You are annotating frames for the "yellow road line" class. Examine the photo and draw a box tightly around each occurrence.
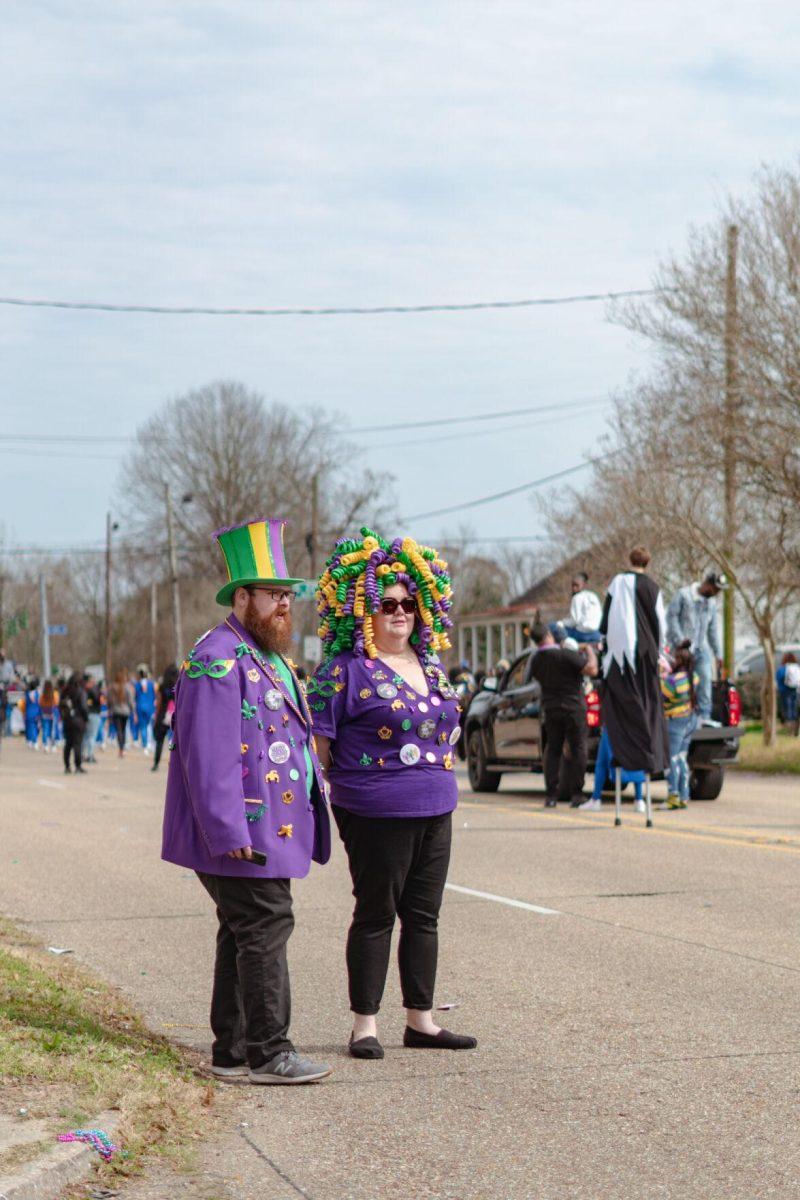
[459,799,800,857]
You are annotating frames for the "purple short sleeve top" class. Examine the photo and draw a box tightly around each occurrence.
[309,651,462,818]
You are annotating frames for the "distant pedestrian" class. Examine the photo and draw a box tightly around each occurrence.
[134,666,156,755]
[82,674,102,763]
[24,678,42,749]
[109,669,133,757]
[529,624,598,807]
[666,571,727,723]
[777,652,800,735]
[39,679,58,753]
[151,664,178,772]
[59,673,88,774]
[661,641,698,809]
[600,547,669,791]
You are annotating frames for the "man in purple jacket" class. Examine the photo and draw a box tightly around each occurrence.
[162,518,332,1085]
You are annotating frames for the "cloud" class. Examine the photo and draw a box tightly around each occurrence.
[2,0,800,547]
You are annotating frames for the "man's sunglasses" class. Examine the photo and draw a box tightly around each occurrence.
[380,597,416,615]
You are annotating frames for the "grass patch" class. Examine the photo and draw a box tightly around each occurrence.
[730,724,800,775]
[0,920,212,1180]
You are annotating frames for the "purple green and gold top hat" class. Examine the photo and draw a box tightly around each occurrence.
[213,518,303,606]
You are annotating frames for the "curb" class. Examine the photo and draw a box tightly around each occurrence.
[0,1112,119,1200]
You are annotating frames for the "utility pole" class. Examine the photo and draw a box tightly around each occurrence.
[723,223,738,678]
[309,472,319,577]
[104,511,113,688]
[150,581,158,674]
[165,483,183,665]
[39,574,51,681]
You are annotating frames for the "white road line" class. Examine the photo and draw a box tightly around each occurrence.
[37,778,65,790]
[445,882,560,915]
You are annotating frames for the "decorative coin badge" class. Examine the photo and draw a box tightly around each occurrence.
[268,742,291,764]
[399,744,421,766]
[376,682,398,700]
[417,719,437,739]
[448,726,462,745]
[264,689,284,710]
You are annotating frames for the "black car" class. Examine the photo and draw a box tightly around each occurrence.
[464,648,743,802]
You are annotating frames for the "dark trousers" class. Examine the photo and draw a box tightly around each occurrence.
[152,725,168,768]
[543,706,587,798]
[63,722,84,770]
[196,873,294,1069]
[333,806,452,1015]
[111,714,127,751]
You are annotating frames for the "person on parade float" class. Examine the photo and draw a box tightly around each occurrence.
[310,528,477,1060]
[161,518,332,1086]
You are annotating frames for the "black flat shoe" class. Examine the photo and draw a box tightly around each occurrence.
[403,1026,477,1050]
[348,1033,384,1060]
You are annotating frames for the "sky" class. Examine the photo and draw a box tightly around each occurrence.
[3,0,800,570]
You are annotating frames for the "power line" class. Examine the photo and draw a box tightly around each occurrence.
[401,456,610,523]
[373,403,606,451]
[350,398,606,435]
[0,397,610,456]
[0,288,656,318]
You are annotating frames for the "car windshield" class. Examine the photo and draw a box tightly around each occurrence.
[502,656,529,691]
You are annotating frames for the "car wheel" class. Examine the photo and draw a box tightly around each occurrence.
[690,766,723,800]
[467,729,501,793]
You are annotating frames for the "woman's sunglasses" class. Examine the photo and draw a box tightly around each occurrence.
[380,597,416,615]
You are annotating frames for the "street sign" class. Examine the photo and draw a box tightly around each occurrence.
[48,624,68,636]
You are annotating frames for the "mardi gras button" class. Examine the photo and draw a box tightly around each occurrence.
[430,696,441,707]
[247,668,261,683]
[425,751,437,763]
[399,743,421,766]
[289,768,300,781]
[264,690,284,710]
[376,683,398,700]
[417,719,437,740]
[448,726,462,746]
[417,701,429,713]
[268,741,290,764]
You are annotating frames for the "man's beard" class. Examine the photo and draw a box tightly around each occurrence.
[242,599,294,656]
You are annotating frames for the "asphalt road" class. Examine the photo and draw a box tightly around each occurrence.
[2,738,799,1199]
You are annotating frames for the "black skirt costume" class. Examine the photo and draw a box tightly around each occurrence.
[599,571,669,774]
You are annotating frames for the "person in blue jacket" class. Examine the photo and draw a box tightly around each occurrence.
[24,678,42,749]
[134,666,157,754]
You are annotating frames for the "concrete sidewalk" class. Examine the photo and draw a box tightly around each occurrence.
[2,739,800,1197]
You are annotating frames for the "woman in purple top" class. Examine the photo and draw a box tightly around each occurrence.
[311,528,476,1060]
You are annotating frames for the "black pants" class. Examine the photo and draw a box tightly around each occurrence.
[333,806,452,1015]
[152,724,168,768]
[63,722,84,770]
[196,873,294,1068]
[111,714,128,751]
[543,706,587,799]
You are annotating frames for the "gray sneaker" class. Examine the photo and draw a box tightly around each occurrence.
[210,1062,249,1080]
[249,1050,332,1085]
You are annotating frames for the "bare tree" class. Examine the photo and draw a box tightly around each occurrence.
[119,381,392,575]
[547,166,800,744]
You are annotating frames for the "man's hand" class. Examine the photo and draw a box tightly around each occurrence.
[227,846,254,860]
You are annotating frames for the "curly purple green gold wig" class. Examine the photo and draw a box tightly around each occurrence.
[316,527,454,660]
